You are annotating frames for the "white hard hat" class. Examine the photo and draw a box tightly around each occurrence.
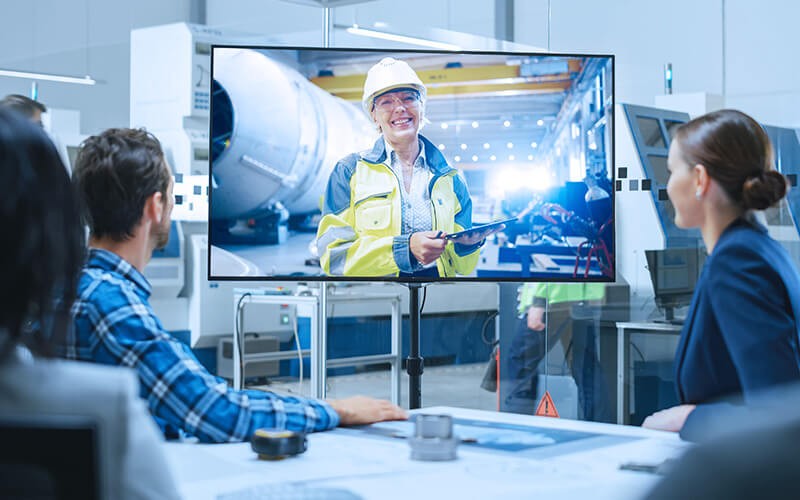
[361,57,426,115]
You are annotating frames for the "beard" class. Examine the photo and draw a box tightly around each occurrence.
[153,217,171,250]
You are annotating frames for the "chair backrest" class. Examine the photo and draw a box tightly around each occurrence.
[0,415,100,500]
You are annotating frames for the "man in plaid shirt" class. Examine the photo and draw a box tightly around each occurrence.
[66,128,406,443]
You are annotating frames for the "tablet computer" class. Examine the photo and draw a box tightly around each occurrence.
[444,217,517,240]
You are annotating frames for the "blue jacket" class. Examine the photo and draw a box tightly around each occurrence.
[678,217,800,438]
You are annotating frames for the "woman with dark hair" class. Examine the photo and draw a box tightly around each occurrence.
[0,109,180,499]
[642,109,800,437]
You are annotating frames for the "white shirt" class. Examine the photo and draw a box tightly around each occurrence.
[384,138,434,235]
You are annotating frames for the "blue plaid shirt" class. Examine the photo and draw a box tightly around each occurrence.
[64,248,339,443]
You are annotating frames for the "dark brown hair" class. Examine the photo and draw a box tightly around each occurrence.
[674,109,787,210]
[72,128,171,241]
[0,94,47,117]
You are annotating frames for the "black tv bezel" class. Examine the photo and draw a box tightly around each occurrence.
[207,44,615,284]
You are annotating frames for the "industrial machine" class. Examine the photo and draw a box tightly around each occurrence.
[210,47,374,242]
[614,102,699,310]
[615,101,800,316]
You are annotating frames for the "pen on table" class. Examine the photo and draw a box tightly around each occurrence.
[619,459,676,475]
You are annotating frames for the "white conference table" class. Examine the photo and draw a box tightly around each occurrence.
[164,406,690,500]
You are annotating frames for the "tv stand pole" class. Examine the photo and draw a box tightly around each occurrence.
[406,282,425,409]
[664,305,675,323]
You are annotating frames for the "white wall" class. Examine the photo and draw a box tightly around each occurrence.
[514,0,799,128]
[1,0,796,133]
[0,0,191,134]
[724,0,800,127]
[206,0,496,45]
[206,0,320,35]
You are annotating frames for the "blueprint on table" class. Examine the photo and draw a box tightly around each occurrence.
[347,417,638,457]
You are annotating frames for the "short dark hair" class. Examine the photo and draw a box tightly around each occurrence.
[0,94,47,118]
[0,108,84,361]
[72,128,171,241]
[675,109,788,211]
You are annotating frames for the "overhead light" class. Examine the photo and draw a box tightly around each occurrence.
[0,68,96,85]
[342,24,462,51]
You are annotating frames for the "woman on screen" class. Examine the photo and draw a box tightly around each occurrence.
[642,109,800,437]
[315,57,500,277]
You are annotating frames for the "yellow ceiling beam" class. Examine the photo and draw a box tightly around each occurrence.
[311,60,582,96]
[331,80,571,101]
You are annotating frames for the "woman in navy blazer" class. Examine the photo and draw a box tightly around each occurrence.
[642,109,800,436]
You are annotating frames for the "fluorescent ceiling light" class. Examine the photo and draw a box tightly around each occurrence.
[343,25,462,51]
[0,69,96,85]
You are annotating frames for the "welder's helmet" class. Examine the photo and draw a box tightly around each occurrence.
[361,57,427,116]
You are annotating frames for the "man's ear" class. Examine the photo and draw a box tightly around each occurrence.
[144,191,165,224]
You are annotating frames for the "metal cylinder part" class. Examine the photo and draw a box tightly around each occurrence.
[408,414,459,461]
[210,47,375,220]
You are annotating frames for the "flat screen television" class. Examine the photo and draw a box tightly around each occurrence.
[208,46,614,282]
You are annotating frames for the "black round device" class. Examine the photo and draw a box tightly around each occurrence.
[251,429,308,460]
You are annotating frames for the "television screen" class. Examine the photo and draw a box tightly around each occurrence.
[209,46,614,282]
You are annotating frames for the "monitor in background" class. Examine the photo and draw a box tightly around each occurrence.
[645,247,707,323]
[208,46,614,282]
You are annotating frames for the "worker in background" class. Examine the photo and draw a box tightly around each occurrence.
[66,127,407,443]
[316,57,501,277]
[642,109,800,434]
[506,282,612,422]
[0,109,180,500]
[0,94,47,127]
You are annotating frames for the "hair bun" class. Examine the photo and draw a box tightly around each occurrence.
[742,170,788,210]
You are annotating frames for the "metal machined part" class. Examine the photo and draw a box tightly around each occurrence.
[408,414,459,461]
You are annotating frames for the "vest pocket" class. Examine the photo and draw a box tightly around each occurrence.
[355,193,392,231]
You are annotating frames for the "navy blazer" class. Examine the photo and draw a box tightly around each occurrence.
[677,217,800,438]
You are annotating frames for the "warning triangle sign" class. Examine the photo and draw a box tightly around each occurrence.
[535,391,560,418]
